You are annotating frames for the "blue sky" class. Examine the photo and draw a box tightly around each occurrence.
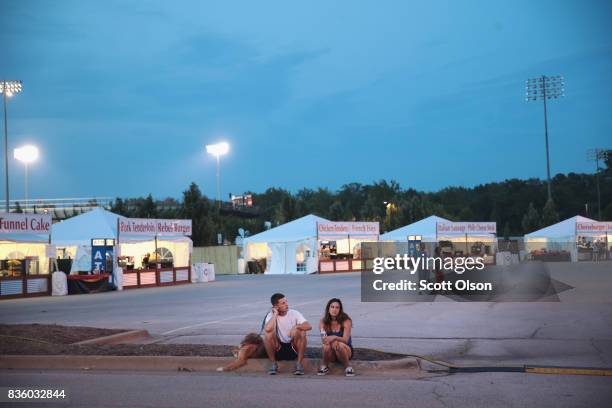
[1,0,611,201]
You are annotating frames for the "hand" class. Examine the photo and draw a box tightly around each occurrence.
[271,307,278,317]
[322,336,336,345]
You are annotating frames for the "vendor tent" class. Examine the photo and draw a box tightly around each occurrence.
[524,215,596,241]
[381,215,450,242]
[52,208,192,272]
[242,214,329,275]
[524,215,597,261]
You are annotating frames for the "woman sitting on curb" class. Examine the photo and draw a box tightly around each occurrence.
[318,298,355,377]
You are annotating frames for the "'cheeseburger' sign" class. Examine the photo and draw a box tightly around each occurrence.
[0,213,52,235]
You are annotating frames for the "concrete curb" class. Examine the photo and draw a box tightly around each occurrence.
[0,355,422,376]
[73,330,150,345]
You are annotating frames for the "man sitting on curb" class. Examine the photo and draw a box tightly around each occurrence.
[263,293,312,375]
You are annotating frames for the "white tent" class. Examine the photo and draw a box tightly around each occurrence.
[242,214,329,274]
[52,208,192,272]
[524,215,596,240]
[524,215,596,261]
[380,215,450,242]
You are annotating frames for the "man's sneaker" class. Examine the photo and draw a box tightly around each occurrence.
[317,366,329,376]
[268,362,278,375]
[345,367,355,377]
[294,362,305,375]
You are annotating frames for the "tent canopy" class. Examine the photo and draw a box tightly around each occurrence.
[243,214,330,244]
[524,215,596,240]
[52,208,191,247]
[380,215,450,241]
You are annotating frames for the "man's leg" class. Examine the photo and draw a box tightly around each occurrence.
[292,330,307,364]
[263,331,278,362]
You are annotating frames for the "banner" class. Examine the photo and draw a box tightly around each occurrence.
[0,213,52,235]
[118,217,192,237]
[317,221,379,237]
[436,222,497,235]
[576,221,612,233]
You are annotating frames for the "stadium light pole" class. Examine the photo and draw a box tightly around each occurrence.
[14,145,39,213]
[1,80,23,212]
[525,75,564,202]
[587,148,608,220]
[205,142,230,208]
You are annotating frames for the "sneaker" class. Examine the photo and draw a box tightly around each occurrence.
[317,366,329,376]
[294,362,305,376]
[268,362,278,375]
[345,367,355,377]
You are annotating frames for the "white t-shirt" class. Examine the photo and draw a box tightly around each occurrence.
[265,309,307,343]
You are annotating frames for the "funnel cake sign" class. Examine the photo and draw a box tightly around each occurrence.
[0,213,52,234]
[118,217,192,236]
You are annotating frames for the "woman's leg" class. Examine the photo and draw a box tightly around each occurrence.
[322,344,336,366]
[332,342,352,368]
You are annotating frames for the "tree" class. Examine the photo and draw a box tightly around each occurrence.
[276,195,297,224]
[521,202,541,233]
[111,198,128,216]
[541,199,559,227]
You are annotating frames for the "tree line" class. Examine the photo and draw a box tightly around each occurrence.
[111,156,611,246]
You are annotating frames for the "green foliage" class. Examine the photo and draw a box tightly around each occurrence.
[522,202,541,233]
[104,169,610,246]
[541,199,559,226]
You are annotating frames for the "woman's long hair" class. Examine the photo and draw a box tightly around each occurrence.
[322,298,351,333]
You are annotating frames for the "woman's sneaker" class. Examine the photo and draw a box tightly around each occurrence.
[345,367,355,377]
[317,366,329,376]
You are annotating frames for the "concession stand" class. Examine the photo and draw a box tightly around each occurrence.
[117,216,193,288]
[435,221,498,265]
[52,208,193,292]
[242,214,329,275]
[241,215,380,274]
[317,221,380,273]
[524,216,610,262]
[575,221,611,261]
[380,215,451,257]
[0,213,53,299]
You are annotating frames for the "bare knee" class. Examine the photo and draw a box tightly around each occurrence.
[263,332,277,346]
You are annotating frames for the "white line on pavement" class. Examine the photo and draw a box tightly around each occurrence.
[161,299,322,335]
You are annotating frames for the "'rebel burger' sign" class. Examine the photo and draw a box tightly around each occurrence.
[0,213,52,235]
[118,217,192,236]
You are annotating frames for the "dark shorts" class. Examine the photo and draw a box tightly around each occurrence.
[275,342,298,361]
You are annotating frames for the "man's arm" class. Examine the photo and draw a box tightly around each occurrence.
[294,321,312,332]
[263,309,277,334]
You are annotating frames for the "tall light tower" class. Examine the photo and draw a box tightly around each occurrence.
[1,80,23,212]
[525,75,564,202]
[587,148,609,220]
[14,145,39,212]
[205,142,230,208]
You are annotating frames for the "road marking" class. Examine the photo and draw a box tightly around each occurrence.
[161,299,321,335]
[525,366,612,376]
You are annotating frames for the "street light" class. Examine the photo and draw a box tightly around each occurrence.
[205,142,230,208]
[525,75,564,202]
[14,145,39,213]
[1,80,23,212]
